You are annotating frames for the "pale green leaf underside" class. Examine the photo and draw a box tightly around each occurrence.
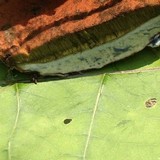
[0,47,160,160]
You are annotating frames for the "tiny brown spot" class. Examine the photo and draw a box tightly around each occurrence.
[64,119,72,124]
[145,98,157,108]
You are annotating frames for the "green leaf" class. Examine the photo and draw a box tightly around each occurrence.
[1,47,160,160]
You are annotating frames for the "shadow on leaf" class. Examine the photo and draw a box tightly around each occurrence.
[0,47,160,87]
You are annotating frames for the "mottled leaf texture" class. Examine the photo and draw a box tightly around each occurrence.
[0,47,160,160]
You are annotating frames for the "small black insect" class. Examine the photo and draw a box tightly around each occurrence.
[30,73,39,84]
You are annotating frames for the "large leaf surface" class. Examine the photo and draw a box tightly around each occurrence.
[0,47,160,160]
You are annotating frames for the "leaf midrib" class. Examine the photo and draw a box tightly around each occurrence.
[83,74,106,159]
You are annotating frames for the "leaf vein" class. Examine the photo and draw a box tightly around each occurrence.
[8,84,21,160]
[83,74,106,160]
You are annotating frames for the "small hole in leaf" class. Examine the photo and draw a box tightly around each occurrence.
[64,119,72,124]
[145,98,157,108]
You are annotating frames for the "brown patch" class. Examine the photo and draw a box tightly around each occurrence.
[145,98,157,108]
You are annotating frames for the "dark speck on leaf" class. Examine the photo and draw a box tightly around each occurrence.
[64,119,72,124]
[78,57,86,61]
[93,57,101,62]
[113,46,130,54]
